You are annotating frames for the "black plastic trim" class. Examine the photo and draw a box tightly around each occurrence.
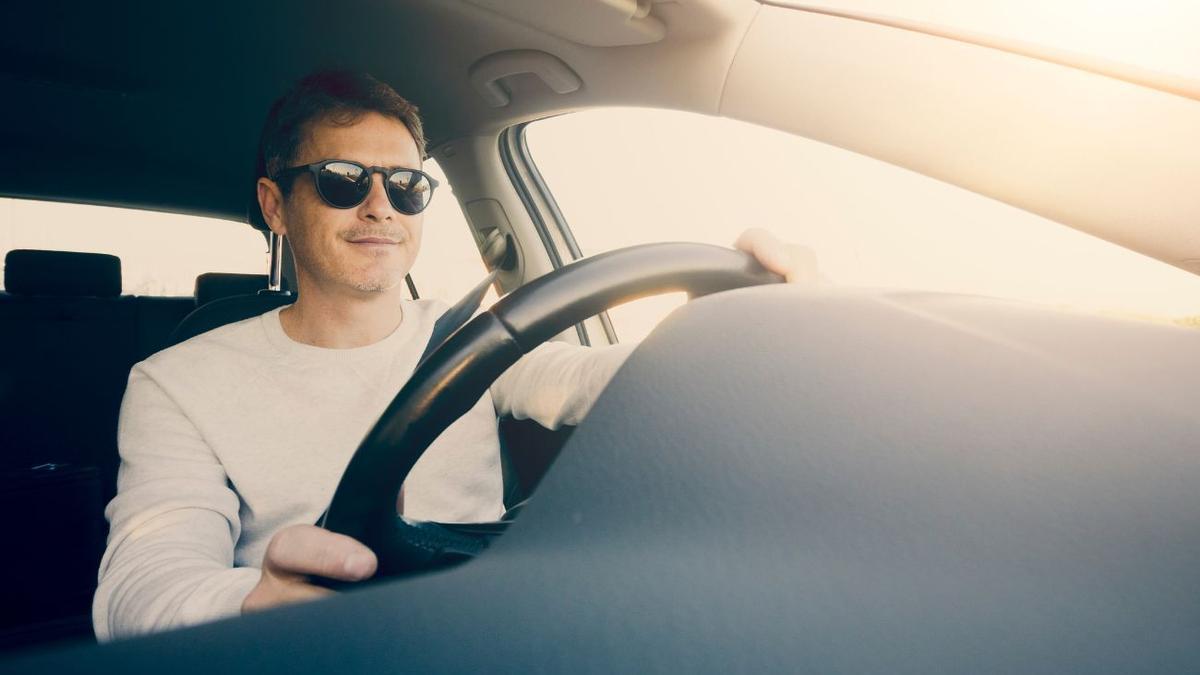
[513,124,621,345]
[499,126,563,270]
[516,128,583,262]
[498,125,590,346]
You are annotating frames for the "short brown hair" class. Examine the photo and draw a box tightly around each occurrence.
[255,70,427,188]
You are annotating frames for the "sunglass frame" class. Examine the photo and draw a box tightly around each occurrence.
[272,159,440,215]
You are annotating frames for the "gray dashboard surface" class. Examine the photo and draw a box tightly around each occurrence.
[7,286,1200,673]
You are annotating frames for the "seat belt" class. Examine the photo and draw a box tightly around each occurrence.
[416,267,501,367]
[415,267,553,520]
[396,268,501,515]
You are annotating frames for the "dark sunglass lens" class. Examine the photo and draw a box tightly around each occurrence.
[317,162,368,208]
[386,171,433,214]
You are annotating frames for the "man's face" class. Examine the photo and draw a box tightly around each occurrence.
[276,111,424,296]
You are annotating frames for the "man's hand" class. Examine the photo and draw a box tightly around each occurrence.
[733,227,820,285]
[242,524,377,613]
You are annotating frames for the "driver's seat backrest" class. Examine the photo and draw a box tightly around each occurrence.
[166,292,296,349]
[194,272,289,308]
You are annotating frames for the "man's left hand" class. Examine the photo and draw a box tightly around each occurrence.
[733,227,819,285]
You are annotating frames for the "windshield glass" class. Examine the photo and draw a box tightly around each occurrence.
[527,107,1200,340]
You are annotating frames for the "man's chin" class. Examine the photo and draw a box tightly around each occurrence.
[346,273,407,294]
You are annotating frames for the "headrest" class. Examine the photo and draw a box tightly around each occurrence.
[3,249,122,297]
[194,272,289,307]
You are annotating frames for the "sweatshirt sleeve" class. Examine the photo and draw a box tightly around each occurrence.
[92,363,260,642]
[489,341,638,430]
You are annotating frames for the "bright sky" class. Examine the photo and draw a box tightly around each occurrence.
[518,0,1200,340]
[524,104,1200,340]
[0,198,269,296]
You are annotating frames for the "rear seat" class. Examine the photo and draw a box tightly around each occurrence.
[0,250,138,503]
[0,253,279,500]
[0,250,278,649]
[0,249,137,648]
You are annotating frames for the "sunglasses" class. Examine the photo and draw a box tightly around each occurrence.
[273,159,440,215]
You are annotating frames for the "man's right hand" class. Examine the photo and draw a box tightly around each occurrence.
[242,524,378,613]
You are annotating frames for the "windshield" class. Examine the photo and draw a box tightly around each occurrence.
[527,107,1200,340]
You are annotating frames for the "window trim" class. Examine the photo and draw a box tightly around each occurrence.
[517,125,586,264]
[500,122,619,345]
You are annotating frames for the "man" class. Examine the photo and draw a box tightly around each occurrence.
[93,71,816,640]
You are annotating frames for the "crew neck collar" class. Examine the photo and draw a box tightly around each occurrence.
[261,302,418,361]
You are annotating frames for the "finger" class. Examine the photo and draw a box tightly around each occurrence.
[243,574,333,614]
[733,229,820,286]
[733,228,786,275]
[259,574,335,603]
[264,525,378,581]
[267,577,334,604]
[732,227,772,256]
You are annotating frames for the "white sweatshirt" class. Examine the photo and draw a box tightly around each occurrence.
[93,299,633,641]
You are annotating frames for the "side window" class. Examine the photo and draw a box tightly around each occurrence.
[0,198,266,295]
[525,108,1200,341]
[405,158,494,305]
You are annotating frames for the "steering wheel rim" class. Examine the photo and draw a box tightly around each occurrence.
[318,242,783,580]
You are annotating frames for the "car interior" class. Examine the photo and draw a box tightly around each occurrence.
[3,0,1200,671]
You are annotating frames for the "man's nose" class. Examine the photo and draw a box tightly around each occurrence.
[359,173,394,221]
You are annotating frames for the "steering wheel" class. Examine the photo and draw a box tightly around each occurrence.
[317,242,783,581]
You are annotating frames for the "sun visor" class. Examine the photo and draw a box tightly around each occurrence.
[465,0,665,46]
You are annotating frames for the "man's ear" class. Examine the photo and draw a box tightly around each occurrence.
[257,177,287,237]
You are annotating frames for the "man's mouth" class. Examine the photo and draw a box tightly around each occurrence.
[347,234,405,246]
